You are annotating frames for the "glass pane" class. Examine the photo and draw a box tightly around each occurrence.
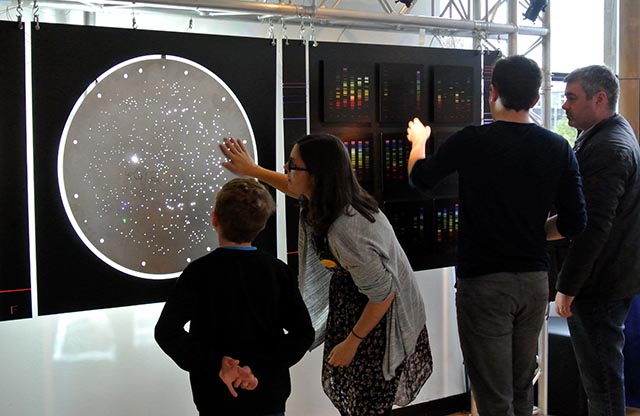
[551,0,606,73]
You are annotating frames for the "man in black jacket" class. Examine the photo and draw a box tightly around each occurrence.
[551,65,640,416]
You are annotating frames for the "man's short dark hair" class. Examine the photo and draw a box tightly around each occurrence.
[491,55,542,111]
[214,178,275,243]
[564,65,619,112]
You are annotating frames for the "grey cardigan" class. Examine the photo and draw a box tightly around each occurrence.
[298,206,427,380]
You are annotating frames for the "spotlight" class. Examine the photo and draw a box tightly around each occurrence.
[523,0,547,23]
[395,0,414,7]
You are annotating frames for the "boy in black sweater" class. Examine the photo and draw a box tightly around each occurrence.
[155,178,314,416]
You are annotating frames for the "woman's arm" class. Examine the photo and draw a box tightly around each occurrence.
[219,138,297,197]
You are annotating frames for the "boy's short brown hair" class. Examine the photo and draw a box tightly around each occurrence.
[214,178,275,243]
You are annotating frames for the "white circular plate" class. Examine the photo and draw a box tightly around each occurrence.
[58,55,256,279]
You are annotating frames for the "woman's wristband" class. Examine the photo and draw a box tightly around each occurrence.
[351,329,366,340]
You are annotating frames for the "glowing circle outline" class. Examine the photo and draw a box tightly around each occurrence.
[58,54,257,280]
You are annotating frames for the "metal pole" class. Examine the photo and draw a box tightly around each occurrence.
[507,0,518,55]
[539,5,552,413]
[541,0,551,130]
[472,0,482,50]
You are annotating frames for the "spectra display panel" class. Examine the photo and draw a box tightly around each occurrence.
[379,63,424,124]
[323,61,373,123]
[382,131,412,190]
[343,135,374,193]
[433,65,474,123]
[384,198,460,271]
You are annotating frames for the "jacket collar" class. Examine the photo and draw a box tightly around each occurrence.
[573,114,620,153]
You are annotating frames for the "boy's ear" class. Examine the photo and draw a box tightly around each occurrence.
[211,211,219,228]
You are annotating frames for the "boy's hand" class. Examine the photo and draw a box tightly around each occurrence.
[219,356,259,397]
[234,366,258,391]
[219,356,241,397]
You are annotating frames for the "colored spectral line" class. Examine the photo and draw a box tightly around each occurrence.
[287,250,299,255]
[0,288,32,294]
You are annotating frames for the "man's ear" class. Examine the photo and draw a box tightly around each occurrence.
[530,94,540,108]
[489,83,499,103]
[594,90,608,107]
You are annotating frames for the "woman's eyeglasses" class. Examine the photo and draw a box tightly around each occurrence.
[285,158,311,173]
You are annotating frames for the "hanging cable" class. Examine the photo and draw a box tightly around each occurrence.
[16,0,23,29]
[310,19,318,47]
[299,15,306,45]
[132,4,137,29]
[267,18,276,46]
[281,18,289,46]
[33,0,40,30]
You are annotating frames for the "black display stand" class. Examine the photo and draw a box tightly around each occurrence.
[284,41,482,271]
[0,21,32,321]
[31,23,276,315]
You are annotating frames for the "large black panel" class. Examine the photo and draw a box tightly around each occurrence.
[0,21,31,321]
[31,23,276,315]
[284,41,482,271]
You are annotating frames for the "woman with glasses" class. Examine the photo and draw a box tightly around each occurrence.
[220,134,432,416]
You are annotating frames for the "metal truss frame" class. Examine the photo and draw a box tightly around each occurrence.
[2,0,552,126]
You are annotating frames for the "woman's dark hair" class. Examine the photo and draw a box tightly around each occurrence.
[296,134,379,252]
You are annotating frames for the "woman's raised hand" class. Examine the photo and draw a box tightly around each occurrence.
[219,137,259,177]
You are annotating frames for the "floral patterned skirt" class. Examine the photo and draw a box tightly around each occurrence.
[322,267,433,416]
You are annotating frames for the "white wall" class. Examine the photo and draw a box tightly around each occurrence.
[0,268,464,416]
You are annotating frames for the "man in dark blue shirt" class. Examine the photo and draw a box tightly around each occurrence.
[406,55,587,416]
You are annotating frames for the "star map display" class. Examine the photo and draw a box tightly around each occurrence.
[58,55,256,279]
